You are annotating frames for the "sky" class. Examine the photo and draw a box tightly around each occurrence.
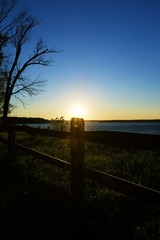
[10,0,160,120]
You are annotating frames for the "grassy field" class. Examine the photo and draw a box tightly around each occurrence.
[0,131,160,239]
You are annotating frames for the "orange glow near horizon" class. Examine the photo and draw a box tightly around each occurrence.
[11,100,160,121]
[10,93,160,121]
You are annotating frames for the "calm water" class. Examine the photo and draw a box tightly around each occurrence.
[85,121,160,135]
[25,121,160,135]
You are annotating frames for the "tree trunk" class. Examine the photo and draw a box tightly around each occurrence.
[2,93,10,127]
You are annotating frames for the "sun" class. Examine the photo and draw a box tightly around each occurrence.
[70,104,85,118]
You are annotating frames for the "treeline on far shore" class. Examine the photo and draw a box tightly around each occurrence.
[1,117,160,125]
[5,117,50,124]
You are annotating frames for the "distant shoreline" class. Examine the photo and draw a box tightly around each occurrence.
[86,119,160,123]
[7,117,160,124]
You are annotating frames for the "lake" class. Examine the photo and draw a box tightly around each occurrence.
[86,121,160,135]
[23,121,160,135]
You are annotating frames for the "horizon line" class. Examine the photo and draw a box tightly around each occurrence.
[8,116,160,122]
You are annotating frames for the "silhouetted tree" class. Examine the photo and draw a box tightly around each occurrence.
[0,0,57,126]
[50,116,69,131]
[0,0,17,64]
[0,72,5,116]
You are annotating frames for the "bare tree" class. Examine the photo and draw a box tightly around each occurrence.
[0,0,17,53]
[0,1,57,125]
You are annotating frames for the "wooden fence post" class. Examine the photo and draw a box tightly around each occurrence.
[8,122,15,163]
[71,118,85,210]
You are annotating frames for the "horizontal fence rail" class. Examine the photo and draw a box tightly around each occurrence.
[83,131,160,152]
[0,118,160,207]
[14,125,160,151]
[15,142,71,170]
[15,125,70,138]
[85,167,160,205]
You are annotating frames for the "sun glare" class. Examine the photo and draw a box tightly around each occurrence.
[70,104,85,118]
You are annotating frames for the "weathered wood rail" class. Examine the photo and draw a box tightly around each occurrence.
[0,118,160,206]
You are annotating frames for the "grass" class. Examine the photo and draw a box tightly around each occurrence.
[85,142,160,189]
[0,131,160,239]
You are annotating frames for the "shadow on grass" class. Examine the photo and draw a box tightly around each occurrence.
[0,151,71,239]
[0,146,160,240]
[0,151,96,240]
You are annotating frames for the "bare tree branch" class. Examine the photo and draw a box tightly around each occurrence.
[13,76,47,96]
[0,3,59,124]
[0,0,17,24]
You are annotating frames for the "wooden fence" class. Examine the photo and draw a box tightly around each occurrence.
[0,118,160,207]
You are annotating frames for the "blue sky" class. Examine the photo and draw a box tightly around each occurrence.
[11,0,160,120]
